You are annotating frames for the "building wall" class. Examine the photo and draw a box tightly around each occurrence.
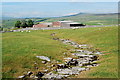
[61,22,71,27]
[61,23,70,27]
[33,24,48,28]
[33,21,85,28]
[70,24,86,27]
[52,22,61,27]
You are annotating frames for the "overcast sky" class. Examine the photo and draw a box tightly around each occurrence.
[2,2,118,18]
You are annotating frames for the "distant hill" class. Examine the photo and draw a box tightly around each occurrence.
[61,12,87,17]
[2,16,15,20]
[2,13,118,28]
[93,13,118,16]
[43,13,118,25]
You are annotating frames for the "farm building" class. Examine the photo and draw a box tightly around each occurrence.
[52,21,72,27]
[52,21,85,27]
[65,22,86,27]
[33,23,52,28]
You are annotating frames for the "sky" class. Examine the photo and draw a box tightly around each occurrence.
[2,2,118,18]
[2,0,120,2]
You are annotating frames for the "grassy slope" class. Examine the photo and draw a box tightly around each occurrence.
[2,30,72,78]
[43,26,118,78]
[44,14,118,25]
[2,26,118,78]
[2,14,118,28]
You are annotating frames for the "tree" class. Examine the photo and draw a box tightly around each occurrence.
[20,20,28,28]
[15,20,21,28]
[27,19,34,27]
[0,26,3,31]
[35,22,39,25]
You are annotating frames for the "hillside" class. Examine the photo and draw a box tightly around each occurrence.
[2,26,118,78]
[43,13,118,25]
[2,13,118,28]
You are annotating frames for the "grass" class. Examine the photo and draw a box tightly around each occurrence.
[48,26,118,78]
[2,30,72,78]
[44,14,118,25]
[2,13,118,28]
[2,26,118,78]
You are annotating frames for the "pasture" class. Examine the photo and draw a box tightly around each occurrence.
[2,26,118,78]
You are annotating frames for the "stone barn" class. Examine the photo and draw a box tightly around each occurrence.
[52,21,85,27]
[52,21,61,27]
[65,22,86,27]
[33,23,52,28]
[52,21,72,27]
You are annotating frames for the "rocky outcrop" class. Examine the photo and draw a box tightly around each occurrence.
[18,36,102,79]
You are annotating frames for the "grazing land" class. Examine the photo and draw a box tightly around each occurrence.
[2,13,118,28]
[2,26,118,78]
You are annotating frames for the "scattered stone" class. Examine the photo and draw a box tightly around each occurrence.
[57,64,68,69]
[18,75,25,78]
[27,71,33,76]
[64,57,72,61]
[72,67,86,71]
[30,74,35,78]
[95,52,102,55]
[86,65,93,67]
[19,38,101,79]
[50,33,56,36]
[43,69,48,73]
[36,56,50,62]
[42,72,58,78]
[89,55,98,61]
[56,75,69,79]
[81,61,91,66]
[53,37,59,40]
[42,60,47,64]
[70,42,77,45]
[34,76,38,78]
[75,50,84,52]
[58,69,73,75]
[73,53,89,57]
[34,62,37,65]
[67,59,78,66]
[18,71,34,78]
[63,53,67,55]
[85,68,90,71]
[36,71,44,78]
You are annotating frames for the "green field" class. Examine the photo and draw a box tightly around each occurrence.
[44,14,118,25]
[2,13,118,28]
[2,26,118,78]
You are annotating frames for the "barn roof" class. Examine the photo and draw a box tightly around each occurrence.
[66,22,80,24]
[41,23,52,25]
